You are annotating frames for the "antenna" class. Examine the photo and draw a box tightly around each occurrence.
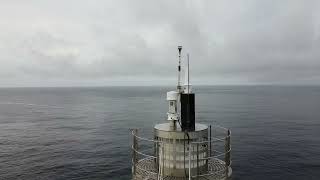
[187,54,190,94]
[177,46,182,92]
[184,54,192,94]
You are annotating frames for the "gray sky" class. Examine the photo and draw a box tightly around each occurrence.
[1,0,320,87]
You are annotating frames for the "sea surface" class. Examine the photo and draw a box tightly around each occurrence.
[0,86,320,180]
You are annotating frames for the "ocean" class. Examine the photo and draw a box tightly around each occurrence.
[0,86,319,180]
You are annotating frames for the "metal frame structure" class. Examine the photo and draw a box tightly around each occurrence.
[131,46,232,180]
[131,125,232,180]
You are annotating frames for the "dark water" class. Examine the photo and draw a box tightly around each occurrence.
[0,86,320,180]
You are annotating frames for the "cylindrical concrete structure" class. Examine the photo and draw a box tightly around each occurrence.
[154,123,208,177]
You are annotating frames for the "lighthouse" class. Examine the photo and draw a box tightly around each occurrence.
[131,46,232,180]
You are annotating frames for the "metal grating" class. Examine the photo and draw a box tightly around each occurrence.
[134,157,227,180]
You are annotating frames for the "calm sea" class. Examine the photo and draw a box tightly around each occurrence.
[0,86,319,180]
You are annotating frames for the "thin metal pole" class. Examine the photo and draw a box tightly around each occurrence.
[209,125,212,157]
[155,142,160,180]
[188,143,191,180]
[132,129,138,176]
[162,144,165,177]
[197,143,199,179]
[187,54,190,93]
[225,129,231,177]
[155,138,159,177]
[158,144,161,178]
[177,46,182,91]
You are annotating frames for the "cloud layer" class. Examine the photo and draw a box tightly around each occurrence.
[1,0,320,86]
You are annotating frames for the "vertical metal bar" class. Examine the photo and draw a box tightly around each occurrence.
[154,135,157,172]
[188,143,191,180]
[162,143,165,177]
[209,125,212,157]
[155,140,159,176]
[132,129,137,176]
[173,138,176,169]
[225,129,231,177]
[169,139,172,171]
[197,143,199,179]
[158,142,162,180]
[159,143,161,178]
[177,46,182,91]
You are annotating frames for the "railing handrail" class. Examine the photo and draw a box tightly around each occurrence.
[131,130,163,143]
[131,128,231,144]
[131,138,231,160]
[131,146,231,161]
[132,145,157,159]
[131,128,231,159]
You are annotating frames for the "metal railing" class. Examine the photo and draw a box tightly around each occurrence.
[131,125,231,180]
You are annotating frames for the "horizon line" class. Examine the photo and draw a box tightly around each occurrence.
[0,84,319,88]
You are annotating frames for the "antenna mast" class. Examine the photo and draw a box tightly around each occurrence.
[187,54,190,94]
[177,46,182,92]
[131,45,233,180]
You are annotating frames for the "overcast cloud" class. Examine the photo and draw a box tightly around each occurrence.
[0,0,320,86]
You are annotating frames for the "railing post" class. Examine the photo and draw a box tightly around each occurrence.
[209,125,212,157]
[197,143,199,179]
[132,129,138,177]
[208,125,211,172]
[162,143,165,178]
[188,143,191,180]
[158,142,162,180]
[154,136,159,175]
[224,129,231,177]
